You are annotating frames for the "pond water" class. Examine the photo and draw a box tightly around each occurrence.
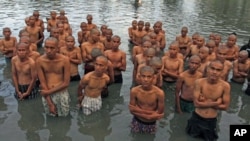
[0,0,250,141]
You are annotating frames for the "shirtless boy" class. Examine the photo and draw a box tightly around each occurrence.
[175,55,202,113]
[225,34,239,61]
[197,46,209,74]
[129,66,165,134]
[33,11,44,32]
[77,56,110,115]
[102,28,113,50]
[50,27,66,48]
[128,20,137,42]
[231,50,250,84]
[47,11,57,32]
[86,14,97,31]
[104,35,126,83]
[176,26,192,58]
[19,36,40,61]
[206,40,216,61]
[132,20,147,46]
[148,32,161,55]
[12,43,38,100]
[144,22,152,33]
[25,16,44,48]
[100,25,108,42]
[149,57,163,88]
[214,34,222,52]
[60,36,82,81]
[135,48,156,85]
[162,42,184,82]
[85,48,114,98]
[215,46,232,81]
[33,11,44,47]
[77,22,90,45]
[186,32,199,59]
[57,10,69,22]
[19,36,37,52]
[57,22,69,44]
[190,35,205,56]
[0,27,17,61]
[36,37,71,117]
[132,40,151,62]
[151,22,166,50]
[186,60,230,141]
[81,29,104,74]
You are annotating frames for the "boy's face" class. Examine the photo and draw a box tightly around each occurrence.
[198,49,208,60]
[150,35,157,44]
[66,37,75,49]
[87,16,93,23]
[3,29,11,38]
[29,17,35,25]
[196,38,204,47]
[142,42,151,52]
[44,40,58,59]
[206,43,215,54]
[33,12,39,20]
[132,21,137,28]
[105,31,113,40]
[94,58,107,75]
[216,49,227,62]
[146,53,155,63]
[60,11,65,16]
[51,12,56,18]
[145,23,150,29]
[140,71,154,87]
[238,53,248,63]
[80,24,87,32]
[192,35,198,44]
[207,62,223,81]
[227,37,236,47]
[188,58,200,72]
[52,29,59,39]
[138,23,144,30]
[58,24,64,33]
[214,36,221,44]
[101,26,107,33]
[151,64,162,74]
[209,34,215,40]
[181,29,187,36]
[169,45,178,57]
[153,24,161,33]
[17,46,28,59]
[112,37,121,50]
[91,31,100,42]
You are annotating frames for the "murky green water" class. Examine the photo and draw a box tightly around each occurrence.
[1,0,250,141]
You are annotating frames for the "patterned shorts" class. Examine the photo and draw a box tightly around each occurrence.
[42,89,70,117]
[131,116,156,134]
[81,95,102,115]
[15,84,39,100]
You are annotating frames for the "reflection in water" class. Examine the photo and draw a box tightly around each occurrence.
[77,83,123,141]
[17,99,44,141]
[45,116,72,141]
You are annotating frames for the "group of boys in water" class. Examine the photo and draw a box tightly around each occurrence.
[0,9,249,141]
